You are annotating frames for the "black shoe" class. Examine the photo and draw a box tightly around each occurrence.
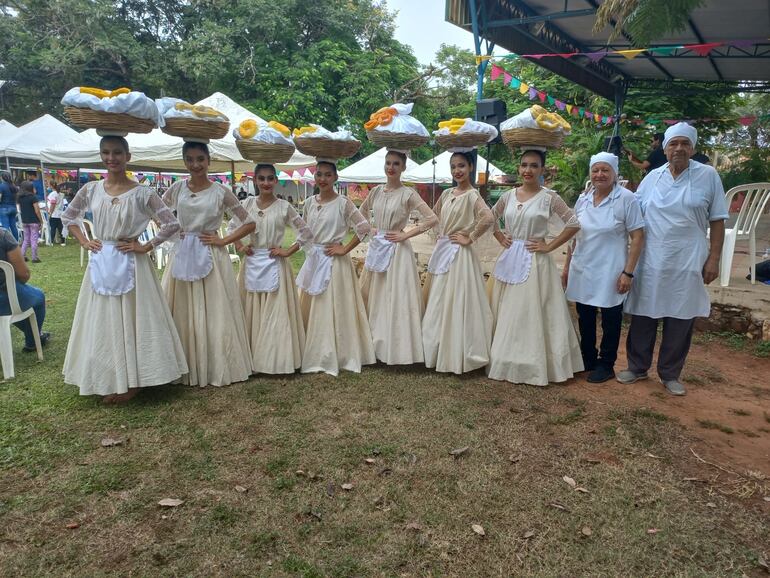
[23,332,50,352]
[23,257,28,262]
[32,258,41,263]
[587,366,615,383]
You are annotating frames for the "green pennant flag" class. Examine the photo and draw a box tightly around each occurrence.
[649,46,682,55]
[547,95,555,105]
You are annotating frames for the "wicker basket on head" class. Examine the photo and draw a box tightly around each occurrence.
[434,132,493,150]
[501,128,565,150]
[294,137,361,159]
[236,140,295,164]
[162,117,229,140]
[366,130,429,150]
[64,106,155,134]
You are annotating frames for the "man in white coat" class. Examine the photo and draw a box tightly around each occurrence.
[618,122,727,396]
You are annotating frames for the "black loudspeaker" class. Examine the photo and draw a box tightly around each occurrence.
[476,98,507,144]
[603,135,623,157]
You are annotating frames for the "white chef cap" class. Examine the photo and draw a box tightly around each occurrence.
[663,122,697,148]
[589,151,619,175]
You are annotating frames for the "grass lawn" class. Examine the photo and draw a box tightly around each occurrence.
[0,241,768,577]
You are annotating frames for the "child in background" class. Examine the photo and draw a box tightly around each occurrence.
[47,183,67,245]
[17,182,43,263]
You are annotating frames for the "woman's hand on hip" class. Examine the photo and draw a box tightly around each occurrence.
[384,231,408,243]
[117,239,151,254]
[82,239,103,253]
[449,232,471,246]
[493,230,512,248]
[324,244,347,257]
[199,231,224,246]
[525,238,549,253]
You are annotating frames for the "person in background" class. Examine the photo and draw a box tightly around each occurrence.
[47,183,67,245]
[0,171,19,240]
[0,225,50,352]
[626,132,666,174]
[17,182,43,263]
[29,171,45,202]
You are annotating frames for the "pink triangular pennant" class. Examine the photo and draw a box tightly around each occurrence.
[490,65,503,81]
[686,42,722,56]
[555,100,566,111]
[504,73,513,85]
[537,91,546,103]
[739,116,756,126]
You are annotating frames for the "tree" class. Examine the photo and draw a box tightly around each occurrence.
[593,0,707,44]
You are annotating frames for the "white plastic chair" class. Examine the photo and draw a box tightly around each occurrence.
[38,206,52,246]
[79,218,95,268]
[220,222,240,265]
[718,183,770,286]
[0,262,43,379]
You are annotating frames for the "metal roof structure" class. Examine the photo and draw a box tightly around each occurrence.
[446,0,770,107]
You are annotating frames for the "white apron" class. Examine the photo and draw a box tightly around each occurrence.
[493,239,532,284]
[89,242,136,296]
[296,244,334,296]
[364,233,396,273]
[566,191,628,308]
[625,170,710,319]
[171,233,214,282]
[244,249,280,293]
[427,236,460,275]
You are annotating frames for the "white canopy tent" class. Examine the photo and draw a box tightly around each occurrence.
[1,114,77,169]
[0,119,16,142]
[40,92,315,173]
[403,151,503,184]
[337,147,420,184]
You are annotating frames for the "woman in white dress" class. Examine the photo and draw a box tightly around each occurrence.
[487,149,583,386]
[563,152,645,383]
[62,136,187,402]
[161,141,255,387]
[422,151,494,374]
[359,150,437,365]
[298,161,375,375]
[232,164,313,374]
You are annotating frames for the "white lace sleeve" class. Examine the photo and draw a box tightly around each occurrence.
[358,186,378,225]
[469,193,495,242]
[431,191,446,234]
[286,203,314,249]
[61,182,93,230]
[223,187,254,227]
[548,190,580,228]
[490,190,510,232]
[145,190,181,246]
[343,197,371,241]
[227,197,254,236]
[406,189,438,233]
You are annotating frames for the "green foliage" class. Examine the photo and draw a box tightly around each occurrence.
[594,0,706,45]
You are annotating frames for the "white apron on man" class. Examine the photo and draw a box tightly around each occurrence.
[624,161,728,319]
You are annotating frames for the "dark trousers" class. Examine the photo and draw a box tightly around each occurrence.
[626,315,695,381]
[0,282,46,348]
[49,217,64,242]
[575,302,623,371]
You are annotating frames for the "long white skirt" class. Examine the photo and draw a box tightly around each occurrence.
[64,252,188,396]
[300,254,375,376]
[422,245,492,374]
[238,256,304,374]
[162,245,253,386]
[487,252,583,385]
[360,240,424,365]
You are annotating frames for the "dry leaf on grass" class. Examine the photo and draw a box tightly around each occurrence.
[235,485,248,493]
[509,454,522,464]
[65,522,80,529]
[471,524,485,536]
[647,528,661,534]
[757,555,769,572]
[763,496,770,502]
[563,475,577,488]
[450,446,469,458]
[341,483,354,491]
[549,501,570,512]
[645,452,662,459]
[706,502,717,508]
[581,526,593,536]
[405,522,423,532]
[100,437,124,447]
[522,530,535,539]
[364,458,376,465]
[575,487,589,494]
[379,468,392,476]
[326,482,335,497]
[295,470,306,477]
[158,498,184,508]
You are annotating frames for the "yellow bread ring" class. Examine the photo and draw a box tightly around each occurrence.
[268,121,291,137]
[535,113,561,131]
[530,105,547,117]
[192,104,224,118]
[239,119,258,139]
[80,87,131,99]
[292,126,317,137]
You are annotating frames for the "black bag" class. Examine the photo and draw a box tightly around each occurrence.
[749,259,770,282]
